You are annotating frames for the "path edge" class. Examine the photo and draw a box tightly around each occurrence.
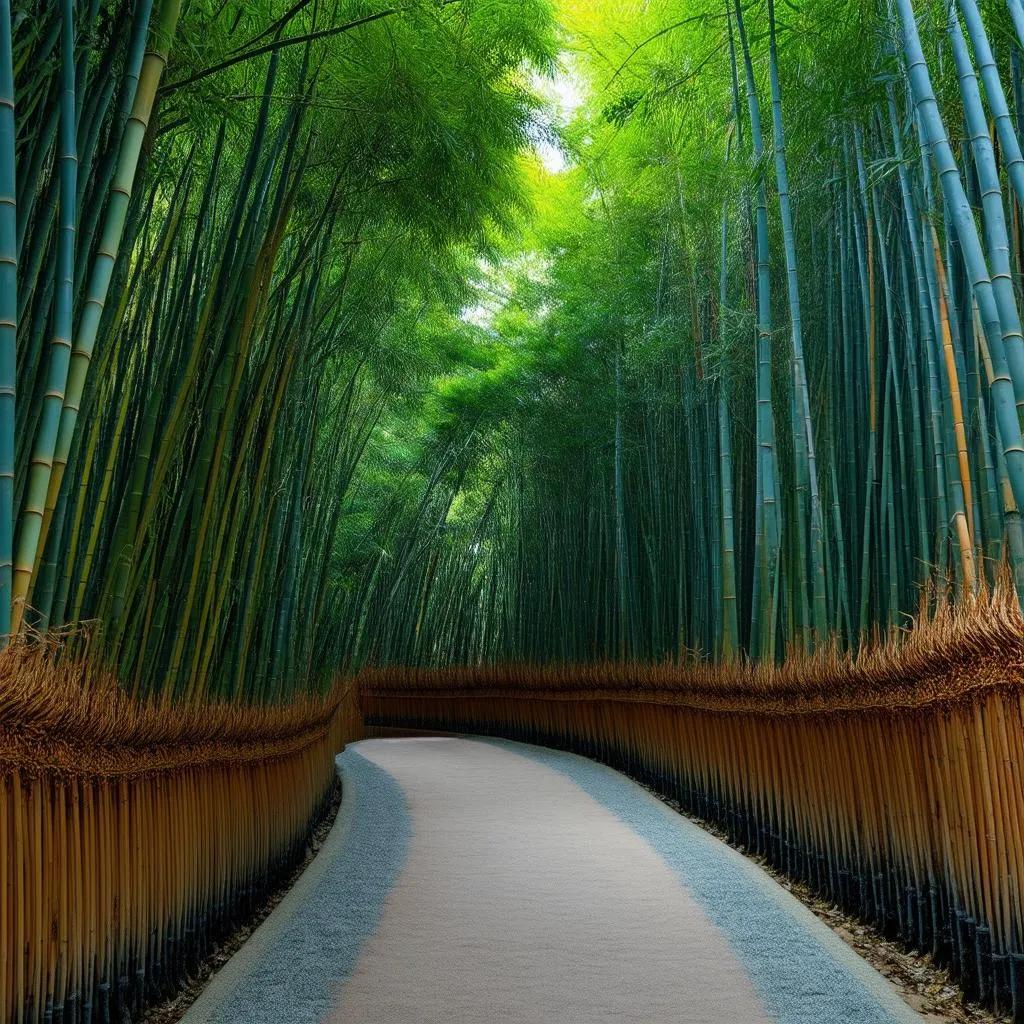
[181,750,367,1024]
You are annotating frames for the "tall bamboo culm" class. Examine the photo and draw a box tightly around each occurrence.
[0,647,362,1024]
[361,596,1024,1020]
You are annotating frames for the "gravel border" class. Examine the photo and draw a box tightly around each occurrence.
[642,788,1005,1024]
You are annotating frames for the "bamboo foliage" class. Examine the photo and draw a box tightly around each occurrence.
[338,0,1024,669]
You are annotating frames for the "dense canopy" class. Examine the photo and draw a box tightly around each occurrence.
[8,0,1024,690]
[333,0,1024,668]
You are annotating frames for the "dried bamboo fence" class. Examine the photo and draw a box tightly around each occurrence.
[361,598,1024,1019]
[1,646,362,1024]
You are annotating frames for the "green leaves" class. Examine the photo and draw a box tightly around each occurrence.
[7,0,558,696]
[338,0,1024,668]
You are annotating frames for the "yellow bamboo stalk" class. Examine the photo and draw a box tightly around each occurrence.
[932,228,977,587]
[13,768,24,1024]
[30,779,43,1024]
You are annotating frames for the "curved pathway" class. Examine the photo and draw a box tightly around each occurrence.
[183,737,925,1024]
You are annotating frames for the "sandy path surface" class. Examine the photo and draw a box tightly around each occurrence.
[332,737,769,1023]
[183,737,925,1024]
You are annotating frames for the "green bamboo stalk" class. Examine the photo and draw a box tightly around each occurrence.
[718,199,739,659]
[0,0,15,641]
[11,0,77,634]
[767,0,827,643]
[734,0,780,660]
[852,130,877,638]
[897,0,1024,525]
[949,3,1024,422]
[33,0,166,584]
[1008,0,1024,49]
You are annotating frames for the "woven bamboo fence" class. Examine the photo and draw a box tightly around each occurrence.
[1,646,362,1024]
[361,597,1024,1019]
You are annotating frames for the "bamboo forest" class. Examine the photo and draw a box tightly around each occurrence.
[9,0,1024,1021]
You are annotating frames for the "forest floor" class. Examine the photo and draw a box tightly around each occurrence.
[651,790,1002,1024]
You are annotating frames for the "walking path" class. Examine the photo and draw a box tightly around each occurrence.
[183,737,925,1024]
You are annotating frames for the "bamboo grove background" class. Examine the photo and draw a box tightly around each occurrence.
[3,0,556,697]
[12,0,1024,1021]
[336,0,1024,669]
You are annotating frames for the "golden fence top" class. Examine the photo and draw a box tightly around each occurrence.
[359,597,1024,717]
[0,646,355,778]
